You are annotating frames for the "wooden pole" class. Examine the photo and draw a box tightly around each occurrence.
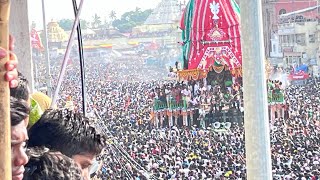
[0,0,12,179]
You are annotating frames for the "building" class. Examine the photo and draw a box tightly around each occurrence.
[267,0,319,70]
[270,34,284,65]
[46,21,68,48]
[278,20,318,68]
[131,0,184,51]
[273,0,318,21]
[132,0,183,36]
[262,0,277,58]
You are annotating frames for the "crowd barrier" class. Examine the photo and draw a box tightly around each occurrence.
[268,91,285,104]
[153,98,187,111]
[206,109,244,124]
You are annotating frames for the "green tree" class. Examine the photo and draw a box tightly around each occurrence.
[135,7,141,12]
[58,19,88,30]
[109,10,117,21]
[112,8,152,33]
[58,19,73,31]
[102,17,111,29]
[80,19,89,29]
[91,13,102,28]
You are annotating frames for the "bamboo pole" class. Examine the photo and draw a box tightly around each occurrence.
[0,0,12,179]
[41,0,52,98]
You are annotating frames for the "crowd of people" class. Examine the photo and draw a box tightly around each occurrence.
[33,48,319,179]
[2,34,320,180]
[4,36,107,180]
[95,78,320,179]
[152,80,242,111]
[10,72,106,180]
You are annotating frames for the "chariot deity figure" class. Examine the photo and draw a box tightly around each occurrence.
[210,1,220,20]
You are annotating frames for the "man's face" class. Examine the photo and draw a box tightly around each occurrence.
[73,153,96,180]
[11,120,28,180]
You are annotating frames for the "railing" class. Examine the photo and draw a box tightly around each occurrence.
[268,91,285,104]
[169,99,186,110]
[153,100,168,111]
[153,98,187,111]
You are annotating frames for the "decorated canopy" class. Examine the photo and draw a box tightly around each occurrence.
[288,64,310,81]
[178,0,242,80]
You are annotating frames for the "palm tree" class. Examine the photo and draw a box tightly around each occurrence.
[109,10,116,21]
[92,13,102,28]
[135,7,141,12]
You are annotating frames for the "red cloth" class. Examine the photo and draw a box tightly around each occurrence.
[187,0,242,71]
[31,29,44,50]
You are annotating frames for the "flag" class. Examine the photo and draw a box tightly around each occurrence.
[31,28,44,51]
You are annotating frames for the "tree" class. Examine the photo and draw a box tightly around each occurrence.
[112,8,152,33]
[135,7,141,12]
[58,19,88,31]
[109,10,117,21]
[58,19,73,31]
[102,17,111,29]
[91,13,102,28]
[80,19,89,29]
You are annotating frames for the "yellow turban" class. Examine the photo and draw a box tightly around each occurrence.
[29,92,54,128]
[29,97,43,128]
[31,92,52,112]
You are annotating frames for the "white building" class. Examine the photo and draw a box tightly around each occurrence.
[270,34,284,66]
[276,19,319,69]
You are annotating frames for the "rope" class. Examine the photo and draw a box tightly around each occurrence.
[107,144,134,179]
[72,0,87,116]
[94,112,158,180]
[50,0,85,108]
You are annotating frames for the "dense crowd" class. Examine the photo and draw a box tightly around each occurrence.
[97,78,320,179]
[152,80,242,110]
[30,51,320,179]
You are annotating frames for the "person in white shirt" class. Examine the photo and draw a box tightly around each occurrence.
[165,86,172,107]
[194,82,200,96]
[181,86,190,107]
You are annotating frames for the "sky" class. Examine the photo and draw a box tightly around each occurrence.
[28,0,162,29]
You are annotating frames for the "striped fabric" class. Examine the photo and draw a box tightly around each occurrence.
[181,0,195,69]
[180,0,242,74]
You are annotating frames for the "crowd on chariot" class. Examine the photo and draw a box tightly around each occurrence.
[151,80,242,110]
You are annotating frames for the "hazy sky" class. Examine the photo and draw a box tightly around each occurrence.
[28,0,161,29]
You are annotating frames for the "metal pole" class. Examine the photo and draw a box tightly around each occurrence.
[72,0,87,116]
[240,0,272,179]
[34,54,39,89]
[41,0,52,97]
[50,0,84,108]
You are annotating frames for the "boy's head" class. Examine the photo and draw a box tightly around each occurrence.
[24,147,82,180]
[28,109,106,179]
[10,72,30,101]
[11,97,30,180]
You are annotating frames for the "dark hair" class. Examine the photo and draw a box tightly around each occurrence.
[10,72,29,101]
[28,109,106,157]
[24,147,83,180]
[11,97,30,126]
